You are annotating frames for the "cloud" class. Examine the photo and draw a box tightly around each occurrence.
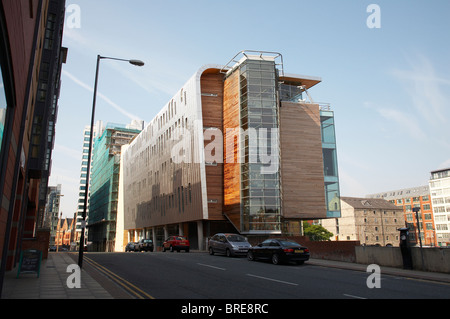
[63,27,182,97]
[438,158,450,170]
[363,101,426,141]
[338,168,369,197]
[54,143,80,161]
[364,55,449,143]
[62,69,142,121]
[391,54,449,127]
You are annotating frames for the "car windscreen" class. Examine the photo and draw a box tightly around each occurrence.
[226,235,247,242]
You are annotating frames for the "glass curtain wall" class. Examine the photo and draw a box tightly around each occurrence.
[320,110,341,217]
[239,59,281,233]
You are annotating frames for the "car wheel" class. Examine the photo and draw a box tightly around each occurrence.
[272,253,280,265]
[247,251,255,261]
[170,245,174,252]
[226,249,232,257]
[209,247,214,255]
[186,248,189,253]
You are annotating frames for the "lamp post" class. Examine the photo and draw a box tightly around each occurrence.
[55,194,64,252]
[78,55,144,268]
[412,206,425,270]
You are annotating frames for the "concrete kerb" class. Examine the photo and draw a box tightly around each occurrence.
[307,258,450,284]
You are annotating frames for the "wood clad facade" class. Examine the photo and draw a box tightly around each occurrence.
[222,70,241,231]
[279,101,327,219]
[121,58,338,245]
[200,70,225,221]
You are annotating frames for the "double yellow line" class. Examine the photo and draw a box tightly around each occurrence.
[83,255,155,299]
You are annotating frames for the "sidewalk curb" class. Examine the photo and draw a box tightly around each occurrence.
[307,258,450,284]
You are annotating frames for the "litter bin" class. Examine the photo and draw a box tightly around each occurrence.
[398,227,413,270]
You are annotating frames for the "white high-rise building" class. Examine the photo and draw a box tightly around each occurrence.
[429,168,450,247]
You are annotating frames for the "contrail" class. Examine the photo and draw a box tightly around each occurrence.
[62,69,142,121]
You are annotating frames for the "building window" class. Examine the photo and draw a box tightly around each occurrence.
[44,14,56,50]
[37,82,48,101]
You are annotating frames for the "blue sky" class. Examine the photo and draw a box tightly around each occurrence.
[51,0,450,218]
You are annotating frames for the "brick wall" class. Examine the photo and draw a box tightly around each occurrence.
[290,237,360,262]
[21,229,50,260]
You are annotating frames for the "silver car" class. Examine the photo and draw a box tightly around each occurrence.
[208,233,251,257]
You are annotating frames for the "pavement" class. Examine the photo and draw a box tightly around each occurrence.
[1,251,449,299]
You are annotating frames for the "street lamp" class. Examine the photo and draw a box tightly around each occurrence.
[56,212,62,252]
[78,55,144,268]
[55,194,64,252]
[412,206,425,270]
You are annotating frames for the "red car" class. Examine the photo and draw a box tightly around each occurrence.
[162,236,190,252]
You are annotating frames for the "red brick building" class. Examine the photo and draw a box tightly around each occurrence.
[367,186,437,247]
[55,216,76,248]
[0,0,67,296]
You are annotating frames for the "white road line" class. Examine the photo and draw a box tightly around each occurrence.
[246,274,298,286]
[343,294,367,299]
[197,263,226,271]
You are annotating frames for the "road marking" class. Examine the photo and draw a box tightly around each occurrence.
[246,274,298,286]
[197,263,226,271]
[83,255,155,299]
[343,294,367,299]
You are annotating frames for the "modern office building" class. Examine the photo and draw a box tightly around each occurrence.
[321,197,404,246]
[43,184,62,245]
[429,168,450,247]
[120,51,340,251]
[75,121,105,246]
[0,0,66,295]
[88,122,142,252]
[367,185,437,246]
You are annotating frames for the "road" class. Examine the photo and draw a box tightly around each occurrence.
[81,251,450,300]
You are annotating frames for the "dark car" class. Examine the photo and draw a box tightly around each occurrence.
[125,242,138,252]
[162,236,190,252]
[247,239,310,265]
[208,233,251,257]
[138,239,154,252]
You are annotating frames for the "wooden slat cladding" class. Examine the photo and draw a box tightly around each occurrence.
[222,71,241,230]
[200,71,225,220]
[280,102,327,219]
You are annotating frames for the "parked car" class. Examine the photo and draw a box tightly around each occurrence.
[247,238,310,265]
[208,233,251,257]
[125,242,138,252]
[162,236,190,252]
[138,239,154,252]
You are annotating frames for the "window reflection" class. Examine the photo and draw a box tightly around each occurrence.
[0,68,7,154]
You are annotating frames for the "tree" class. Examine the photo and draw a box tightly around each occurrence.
[303,222,333,241]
